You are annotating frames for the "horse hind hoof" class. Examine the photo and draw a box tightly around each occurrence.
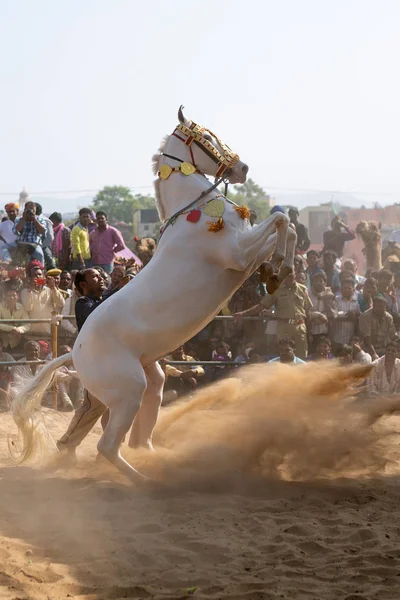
[277,265,293,283]
[259,262,274,283]
[265,274,280,295]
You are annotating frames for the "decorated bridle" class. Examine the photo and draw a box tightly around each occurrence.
[158,118,248,236]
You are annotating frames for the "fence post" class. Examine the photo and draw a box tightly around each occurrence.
[51,311,58,410]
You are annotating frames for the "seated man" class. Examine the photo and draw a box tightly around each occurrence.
[367,342,400,395]
[359,295,398,360]
[269,337,306,365]
[337,344,354,365]
[307,336,334,361]
[0,280,31,350]
[164,345,205,396]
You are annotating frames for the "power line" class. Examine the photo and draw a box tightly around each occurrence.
[0,183,398,198]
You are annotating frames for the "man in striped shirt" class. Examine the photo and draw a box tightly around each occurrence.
[330,273,360,351]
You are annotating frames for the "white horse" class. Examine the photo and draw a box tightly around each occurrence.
[12,106,296,482]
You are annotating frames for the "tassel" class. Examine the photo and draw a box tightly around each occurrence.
[207,218,225,232]
[234,205,251,220]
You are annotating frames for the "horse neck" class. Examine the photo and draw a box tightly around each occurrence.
[364,235,382,270]
[156,136,213,221]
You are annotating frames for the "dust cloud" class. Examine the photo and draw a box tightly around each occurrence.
[125,362,400,490]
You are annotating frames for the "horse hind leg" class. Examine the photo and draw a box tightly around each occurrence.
[128,361,165,450]
[97,367,148,482]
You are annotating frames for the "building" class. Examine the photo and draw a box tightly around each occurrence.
[132,208,160,238]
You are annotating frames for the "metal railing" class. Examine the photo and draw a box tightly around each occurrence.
[0,313,268,409]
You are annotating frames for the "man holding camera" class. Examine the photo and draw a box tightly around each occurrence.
[14,201,46,264]
[322,216,355,259]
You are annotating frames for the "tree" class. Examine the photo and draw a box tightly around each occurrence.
[92,186,156,224]
[226,178,271,221]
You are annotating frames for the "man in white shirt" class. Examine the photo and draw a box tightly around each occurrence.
[330,273,360,350]
[0,203,19,262]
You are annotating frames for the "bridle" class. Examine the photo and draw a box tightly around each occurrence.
[158,120,240,235]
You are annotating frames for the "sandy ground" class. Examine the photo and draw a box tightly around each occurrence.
[2,363,400,600]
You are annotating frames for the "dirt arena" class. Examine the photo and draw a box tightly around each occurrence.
[2,362,400,600]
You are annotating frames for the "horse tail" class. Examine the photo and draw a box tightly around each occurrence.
[11,352,73,463]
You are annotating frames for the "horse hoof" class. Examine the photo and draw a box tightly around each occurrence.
[277,265,293,283]
[265,274,280,295]
[259,261,274,283]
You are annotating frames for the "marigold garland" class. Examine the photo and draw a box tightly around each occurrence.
[234,205,251,220]
[207,218,225,232]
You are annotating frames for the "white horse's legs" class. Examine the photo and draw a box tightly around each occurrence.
[128,362,165,450]
[97,367,147,482]
[237,213,289,268]
[259,225,297,290]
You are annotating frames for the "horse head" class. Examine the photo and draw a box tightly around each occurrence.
[177,106,248,184]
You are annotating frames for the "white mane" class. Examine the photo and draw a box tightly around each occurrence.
[152,135,169,223]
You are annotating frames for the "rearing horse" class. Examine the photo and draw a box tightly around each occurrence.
[12,107,296,482]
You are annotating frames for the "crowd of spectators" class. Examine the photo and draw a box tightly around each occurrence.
[0,199,398,409]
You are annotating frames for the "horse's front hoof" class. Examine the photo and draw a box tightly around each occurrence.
[265,274,280,295]
[259,261,274,283]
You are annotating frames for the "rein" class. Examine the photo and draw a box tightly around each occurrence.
[160,176,227,236]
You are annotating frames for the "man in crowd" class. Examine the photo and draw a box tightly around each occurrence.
[57,268,108,459]
[45,268,70,299]
[49,212,71,271]
[359,295,398,360]
[307,336,334,361]
[330,273,360,351]
[90,211,125,274]
[235,272,313,360]
[367,342,400,396]
[288,207,310,254]
[305,249,323,287]
[14,341,42,381]
[14,201,46,264]
[351,336,372,364]
[20,263,65,336]
[269,337,306,364]
[59,271,72,296]
[377,269,398,316]
[322,216,355,258]
[358,277,378,313]
[0,280,31,350]
[308,271,334,352]
[71,208,92,269]
[35,203,55,270]
[322,250,340,289]
[332,258,365,293]
[0,203,19,262]
[164,345,205,395]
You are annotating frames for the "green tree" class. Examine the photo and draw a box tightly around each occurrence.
[226,178,271,221]
[92,186,156,224]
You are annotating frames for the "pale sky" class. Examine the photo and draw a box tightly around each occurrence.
[1,0,399,211]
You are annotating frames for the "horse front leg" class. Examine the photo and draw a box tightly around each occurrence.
[236,212,289,270]
[259,225,297,293]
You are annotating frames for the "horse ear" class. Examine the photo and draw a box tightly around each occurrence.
[178,105,190,126]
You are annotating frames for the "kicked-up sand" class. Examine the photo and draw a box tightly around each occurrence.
[2,362,400,599]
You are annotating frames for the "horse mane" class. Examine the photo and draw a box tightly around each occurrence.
[152,135,169,222]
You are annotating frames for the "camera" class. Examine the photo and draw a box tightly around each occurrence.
[25,208,34,216]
